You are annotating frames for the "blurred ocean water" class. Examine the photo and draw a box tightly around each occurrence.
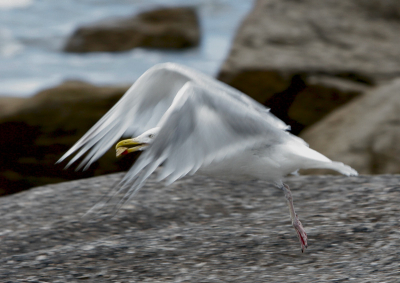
[0,0,253,97]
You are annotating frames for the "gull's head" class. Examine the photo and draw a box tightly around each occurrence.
[115,127,160,157]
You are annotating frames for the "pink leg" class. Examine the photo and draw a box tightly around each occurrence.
[282,183,308,252]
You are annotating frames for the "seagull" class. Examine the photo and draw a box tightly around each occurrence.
[57,63,357,252]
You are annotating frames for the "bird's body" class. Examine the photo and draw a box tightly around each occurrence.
[198,147,271,182]
[199,143,327,183]
[58,63,357,252]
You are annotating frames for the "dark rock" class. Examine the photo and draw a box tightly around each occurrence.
[64,7,200,53]
[0,81,136,196]
[0,173,399,282]
[218,0,400,134]
[300,78,400,175]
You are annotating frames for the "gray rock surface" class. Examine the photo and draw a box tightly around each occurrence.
[0,172,399,282]
[64,7,200,53]
[301,78,400,175]
[218,0,400,133]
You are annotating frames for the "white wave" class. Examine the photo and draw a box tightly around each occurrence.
[0,0,32,9]
[0,78,61,97]
[0,29,23,57]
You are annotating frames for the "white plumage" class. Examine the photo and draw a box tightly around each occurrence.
[58,63,357,252]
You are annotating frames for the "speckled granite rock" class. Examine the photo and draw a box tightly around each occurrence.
[0,173,399,282]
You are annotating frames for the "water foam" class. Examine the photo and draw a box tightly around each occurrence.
[0,0,33,9]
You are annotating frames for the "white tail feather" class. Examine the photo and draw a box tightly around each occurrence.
[308,161,358,176]
[283,141,358,177]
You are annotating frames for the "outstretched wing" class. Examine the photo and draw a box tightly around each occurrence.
[114,81,289,206]
[57,63,288,170]
[57,63,191,170]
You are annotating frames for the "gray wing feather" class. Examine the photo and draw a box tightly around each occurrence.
[57,63,189,168]
[170,64,289,131]
[57,63,290,170]
[116,81,288,204]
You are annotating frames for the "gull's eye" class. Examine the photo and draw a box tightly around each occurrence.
[148,134,154,138]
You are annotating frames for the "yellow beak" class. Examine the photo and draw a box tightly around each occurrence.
[115,138,147,157]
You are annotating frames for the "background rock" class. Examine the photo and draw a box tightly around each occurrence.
[218,0,400,134]
[300,78,400,175]
[0,173,399,282]
[64,7,200,53]
[0,97,26,117]
[0,81,137,196]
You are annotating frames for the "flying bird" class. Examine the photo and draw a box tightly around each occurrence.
[57,63,357,252]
